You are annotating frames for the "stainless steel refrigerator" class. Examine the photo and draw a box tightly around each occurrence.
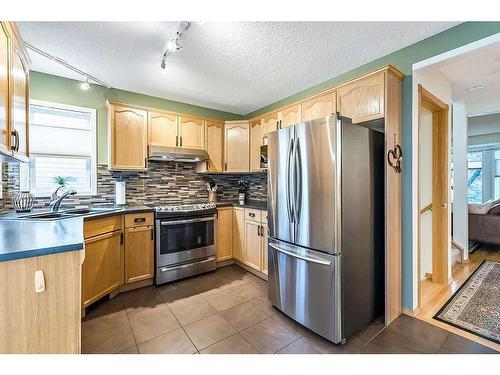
[267,114,385,344]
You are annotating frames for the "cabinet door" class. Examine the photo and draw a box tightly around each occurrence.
[262,112,279,135]
[109,104,147,170]
[279,105,301,128]
[249,119,264,172]
[10,39,29,157]
[206,120,223,171]
[82,230,123,308]
[124,226,154,283]
[0,23,8,151]
[216,208,233,261]
[148,111,178,147]
[245,220,262,271]
[232,208,245,262]
[261,223,268,275]
[179,115,204,150]
[224,121,249,172]
[337,73,385,123]
[301,92,336,122]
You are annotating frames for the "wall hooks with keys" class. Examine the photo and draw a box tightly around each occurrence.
[387,134,402,173]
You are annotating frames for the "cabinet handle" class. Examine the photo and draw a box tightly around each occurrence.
[249,212,255,218]
[11,130,19,152]
[225,162,227,171]
[258,225,261,236]
[276,120,279,130]
[176,135,179,147]
[151,228,154,240]
[134,217,146,223]
[120,232,124,245]
[180,136,183,147]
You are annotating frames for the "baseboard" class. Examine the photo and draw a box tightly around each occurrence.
[403,306,420,317]
[234,260,268,281]
[216,259,235,268]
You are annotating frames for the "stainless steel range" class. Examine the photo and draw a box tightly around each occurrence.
[154,203,217,285]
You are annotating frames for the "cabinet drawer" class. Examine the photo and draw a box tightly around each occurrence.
[124,212,154,228]
[245,208,262,222]
[84,215,122,239]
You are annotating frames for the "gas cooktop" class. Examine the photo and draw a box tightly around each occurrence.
[154,202,216,219]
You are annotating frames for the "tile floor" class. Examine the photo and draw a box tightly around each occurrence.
[82,265,497,354]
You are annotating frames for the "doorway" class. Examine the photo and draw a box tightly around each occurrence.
[417,84,450,309]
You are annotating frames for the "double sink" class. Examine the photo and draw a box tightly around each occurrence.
[19,207,121,221]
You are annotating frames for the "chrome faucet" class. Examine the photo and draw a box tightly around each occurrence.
[50,189,77,213]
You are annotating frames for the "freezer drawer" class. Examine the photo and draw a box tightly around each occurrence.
[267,239,342,343]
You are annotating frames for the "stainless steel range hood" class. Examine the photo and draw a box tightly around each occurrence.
[148,145,209,163]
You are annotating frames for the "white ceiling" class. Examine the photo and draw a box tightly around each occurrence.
[426,39,500,115]
[17,22,459,115]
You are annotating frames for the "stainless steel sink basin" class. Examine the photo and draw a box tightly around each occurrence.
[19,212,76,220]
[61,207,118,215]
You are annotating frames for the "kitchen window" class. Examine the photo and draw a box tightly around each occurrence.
[28,100,97,197]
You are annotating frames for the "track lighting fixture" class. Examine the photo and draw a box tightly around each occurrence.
[160,22,191,71]
[80,78,91,90]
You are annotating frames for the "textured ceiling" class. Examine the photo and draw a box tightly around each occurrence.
[18,22,459,115]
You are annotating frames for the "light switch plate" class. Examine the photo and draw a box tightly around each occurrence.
[34,270,45,293]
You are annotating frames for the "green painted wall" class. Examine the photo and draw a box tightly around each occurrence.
[245,22,500,118]
[29,71,243,164]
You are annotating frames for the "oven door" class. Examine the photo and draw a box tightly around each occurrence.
[156,215,216,267]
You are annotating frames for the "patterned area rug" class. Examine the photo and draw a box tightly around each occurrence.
[434,260,500,344]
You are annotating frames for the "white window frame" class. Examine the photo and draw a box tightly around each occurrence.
[28,99,97,197]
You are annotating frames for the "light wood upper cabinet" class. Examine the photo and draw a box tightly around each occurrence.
[0,251,83,354]
[301,92,336,122]
[179,115,205,150]
[10,38,29,158]
[232,207,245,263]
[148,111,178,147]
[279,104,301,128]
[216,207,233,261]
[206,120,224,172]
[0,23,8,152]
[224,121,249,172]
[124,225,154,284]
[337,72,385,123]
[263,112,279,134]
[108,103,148,171]
[249,118,264,172]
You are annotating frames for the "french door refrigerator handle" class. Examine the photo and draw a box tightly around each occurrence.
[269,243,331,266]
[286,137,295,223]
[294,137,302,225]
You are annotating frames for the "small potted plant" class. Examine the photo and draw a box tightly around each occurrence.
[51,176,69,200]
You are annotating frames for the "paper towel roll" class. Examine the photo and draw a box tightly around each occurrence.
[115,181,126,205]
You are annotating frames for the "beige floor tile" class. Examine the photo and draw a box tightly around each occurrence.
[128,304,180,343]
[184,314,237,350]
[203,290,246,312]
[159,282,199,305]
[138,328,197,354]
[277,338,320,354]
[123,291,165,316]
[231,280,268,300]
[301,329,363,354]
[200,334,258,354]
[82,310,129,339]
[168,296,217,326]
[189,273,225,294]
[83,295,124,320]
[117,344,139,354]
[249,295,278,315]
[272,312,310,337]
[241,317,298,353]
[219,301,270,331]
[82,324,136,354]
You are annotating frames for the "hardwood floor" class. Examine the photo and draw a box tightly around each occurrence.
[416,245,500,351]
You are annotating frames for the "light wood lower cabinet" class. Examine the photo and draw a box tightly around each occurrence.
[244,220,262,271]
[232,207,245,262]
[216,207,233,261]
[262,223,268,275]
[0,250,83,354]
[124,225,154,283]
[82,216,123,309]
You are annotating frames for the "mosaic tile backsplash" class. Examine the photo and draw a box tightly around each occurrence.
[1,161,267,210]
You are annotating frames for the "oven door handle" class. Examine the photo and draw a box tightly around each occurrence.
[160,216,215,225]
[159,257,215,272]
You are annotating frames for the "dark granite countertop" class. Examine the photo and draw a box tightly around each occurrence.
[0,205,153,263]
[216,200,267,210]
